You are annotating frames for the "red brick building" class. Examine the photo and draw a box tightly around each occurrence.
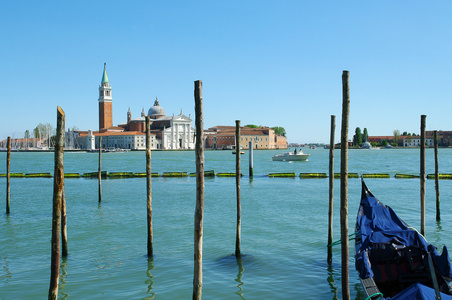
[204,126,287,150]
[426,131,452,146]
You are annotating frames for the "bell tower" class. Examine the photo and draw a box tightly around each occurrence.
[98,63,113,130]
[127,107,132,123]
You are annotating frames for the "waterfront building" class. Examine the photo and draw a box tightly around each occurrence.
[426,130,452,146]
[75,64,195,150]
[368,135,435,147]
[119,99,195,150]
[403,136,433,147]
[76,129,154,150]
[0,137,42,149]
[204,126,287,150]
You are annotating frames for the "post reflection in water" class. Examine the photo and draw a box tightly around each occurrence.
[2,257,12,286]
[144,257,155,300]
[434,220,444,245]
[60,257,69,300]
[3,216,13,287]
[437,220,443,232]
[327,264,339,300]
[235,256,246,300]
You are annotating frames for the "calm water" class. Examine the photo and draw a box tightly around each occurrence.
[1,148,452,299]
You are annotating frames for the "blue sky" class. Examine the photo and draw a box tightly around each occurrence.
[1,1,451,143]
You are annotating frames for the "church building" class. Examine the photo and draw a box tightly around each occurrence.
[76,64,195,150]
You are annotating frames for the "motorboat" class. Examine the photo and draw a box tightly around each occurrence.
[272,149,309,161]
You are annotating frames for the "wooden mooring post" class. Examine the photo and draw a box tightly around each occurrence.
[146,116,153,257]
[249,141,254,177]
[98,136,102,203]
[327,115,336,264]
[6,136,11,214]
[49,106,65,300]
[235,120,242,258]
[434,130,440,221]
[193,80,204,300]
[420,115,426,236]
[340,71,350,300]
[61,186,68,257]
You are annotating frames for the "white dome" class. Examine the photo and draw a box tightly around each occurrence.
[148,98,165,118]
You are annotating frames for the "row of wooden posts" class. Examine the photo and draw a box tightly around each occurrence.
[38,80,238,299]
[3,73,443,300]
[327,71,442,299]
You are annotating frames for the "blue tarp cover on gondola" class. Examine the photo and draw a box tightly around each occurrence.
[355,181,452,280]
[388,283,452,300]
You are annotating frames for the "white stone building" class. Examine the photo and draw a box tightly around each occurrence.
[403,137,433,147]
[75,64,194,150]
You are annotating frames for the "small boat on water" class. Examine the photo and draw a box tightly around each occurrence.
[272,149,309,161]
[355,180,452,299]
[232,151,244,154]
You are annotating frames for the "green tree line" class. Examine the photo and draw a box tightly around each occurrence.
[245,124,286,137]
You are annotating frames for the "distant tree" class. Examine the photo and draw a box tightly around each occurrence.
[272,126,286,137]
[245,124,259,128]
[353,127,362,146]
[393,129,401,144]
[412,133,416,136]
[24,130,30,148]
[381,140,388,146]
[402,131,408,136]
[34,123,46,138]
[33,123,55,147]
[363,128,368,142]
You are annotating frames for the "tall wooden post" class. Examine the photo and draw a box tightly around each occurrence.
[235,120,242,258]
[340,71,350,300]
[434,130,440,221]
[146,116,153,257]
[249,141,253,177]
[193,80,204,300]
[98,136,102,203]
[6,137,11,214]
[420,115,426,236]
[49,106,65,300]
[61,186,68,257]
[327,115,336,264]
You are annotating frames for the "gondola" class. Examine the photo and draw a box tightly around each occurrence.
[355,180,452,299]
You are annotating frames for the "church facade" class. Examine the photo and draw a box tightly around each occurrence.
[76,64,195,150]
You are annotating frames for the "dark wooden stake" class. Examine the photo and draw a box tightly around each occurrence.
[6,136,11,214]
[49,106,65,300]
[146,116,153,257]
[98,136,102,203]
[193,80,204,300]
[61,186,68,257]
[249,141,254,177]
[420,115,426,236]
[434,130,440,221]
[327,115,336,264]
[235,120,242,258]
[340,71,350,300]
